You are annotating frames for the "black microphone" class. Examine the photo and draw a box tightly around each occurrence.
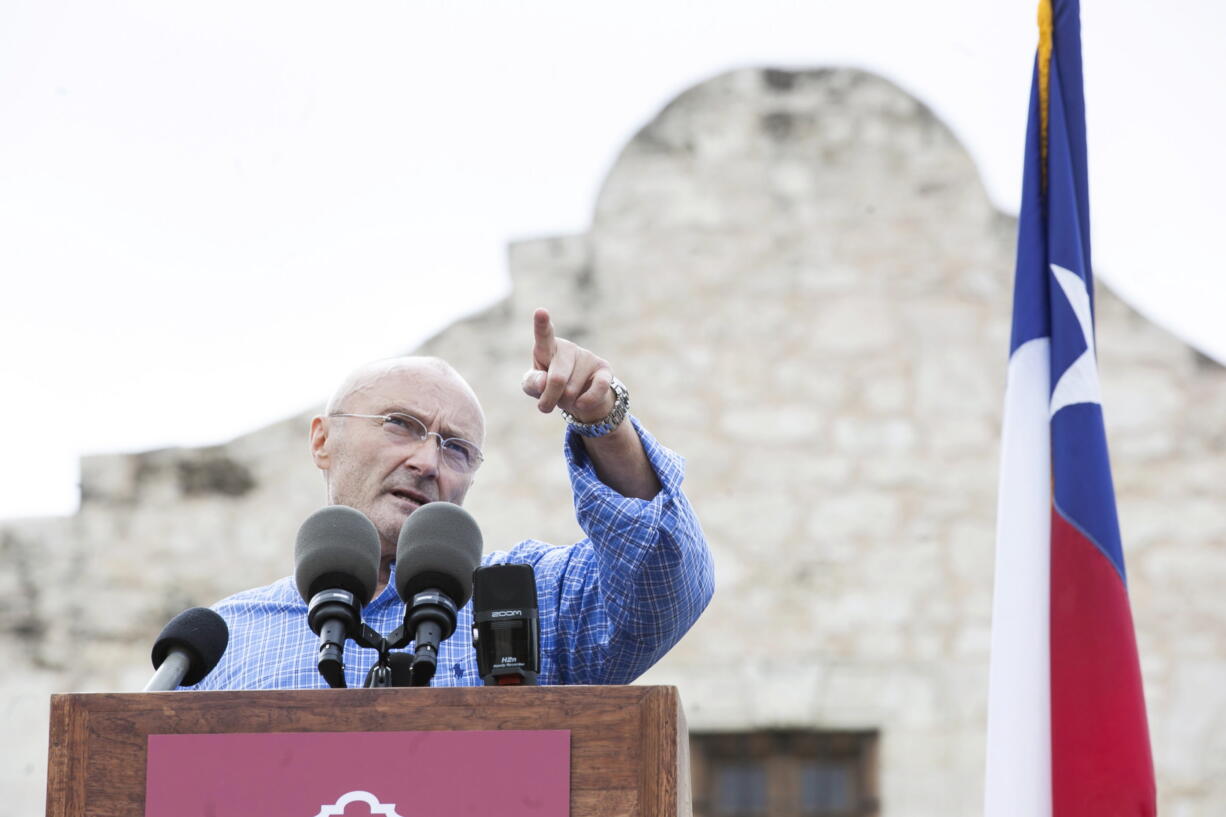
[363,651,415,688]
[393,502,483,686]
[144,607,229,691]
[294,505,381,688]
[472,564,540,686]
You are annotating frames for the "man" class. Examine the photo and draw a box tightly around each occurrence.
[196,308,714,689]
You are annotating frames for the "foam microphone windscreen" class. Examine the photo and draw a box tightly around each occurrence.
[294,505,381,605]
[150,607,230,686]
[394,502,483,605]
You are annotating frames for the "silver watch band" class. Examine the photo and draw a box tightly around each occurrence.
[561,377,630,438]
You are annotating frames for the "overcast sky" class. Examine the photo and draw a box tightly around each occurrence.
[2,0,1223,519]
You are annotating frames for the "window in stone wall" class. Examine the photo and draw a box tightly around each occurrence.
[691,731,879,817]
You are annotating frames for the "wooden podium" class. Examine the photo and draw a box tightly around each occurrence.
[46,685,691,817]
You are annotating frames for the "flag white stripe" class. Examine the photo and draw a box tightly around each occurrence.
[985,337,1052,817]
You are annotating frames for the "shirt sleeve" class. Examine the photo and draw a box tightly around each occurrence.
[498,416,714,685]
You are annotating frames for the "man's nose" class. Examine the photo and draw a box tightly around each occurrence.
[399,438,441,478]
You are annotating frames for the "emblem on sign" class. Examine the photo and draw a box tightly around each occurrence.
[312,790,404,817]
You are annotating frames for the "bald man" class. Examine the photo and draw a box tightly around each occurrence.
[196,309,714,689]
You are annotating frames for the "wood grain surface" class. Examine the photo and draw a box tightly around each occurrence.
[46,685,690,817]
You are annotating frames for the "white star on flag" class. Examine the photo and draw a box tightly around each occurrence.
[1048,262,1103,417]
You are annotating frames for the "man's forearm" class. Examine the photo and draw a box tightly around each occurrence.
[579,422,661,500]
[553,416,715,685]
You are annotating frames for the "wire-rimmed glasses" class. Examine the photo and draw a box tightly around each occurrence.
[329,412,484,473]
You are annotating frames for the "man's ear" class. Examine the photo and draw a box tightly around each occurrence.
[309,416,331,471]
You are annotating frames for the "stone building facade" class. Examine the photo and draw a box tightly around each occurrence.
[4,67,1225,816]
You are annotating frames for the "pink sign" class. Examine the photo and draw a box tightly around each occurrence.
[146,729,570,817]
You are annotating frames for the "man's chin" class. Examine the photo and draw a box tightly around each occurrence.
[375,494,426,542]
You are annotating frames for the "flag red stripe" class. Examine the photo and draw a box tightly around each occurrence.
[1050,509,1155,816]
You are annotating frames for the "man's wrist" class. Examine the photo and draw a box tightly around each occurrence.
[561,377,630,438]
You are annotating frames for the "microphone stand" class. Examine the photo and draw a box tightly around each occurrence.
[354,625,393,688]
[353,594,456,688]
[330,584,460,689]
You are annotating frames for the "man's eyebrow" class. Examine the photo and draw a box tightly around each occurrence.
[380,406,473,441]
[378,404,418,416]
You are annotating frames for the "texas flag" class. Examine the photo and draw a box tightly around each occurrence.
[984,1,1156,815]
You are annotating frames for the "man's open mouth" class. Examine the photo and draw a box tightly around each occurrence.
[389,489,429,506]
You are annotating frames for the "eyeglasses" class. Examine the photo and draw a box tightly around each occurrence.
[328,412,484,474]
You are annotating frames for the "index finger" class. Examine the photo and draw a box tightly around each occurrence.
[532,307,556,369]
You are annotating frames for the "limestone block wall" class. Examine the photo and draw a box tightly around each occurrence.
[3,67,1225,816]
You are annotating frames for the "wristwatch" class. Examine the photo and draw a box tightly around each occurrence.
[561,377,630,438]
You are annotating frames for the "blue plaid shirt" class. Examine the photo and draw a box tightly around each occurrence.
[195,419,713,689]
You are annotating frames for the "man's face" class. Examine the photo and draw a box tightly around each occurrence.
[310,362,485,560]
